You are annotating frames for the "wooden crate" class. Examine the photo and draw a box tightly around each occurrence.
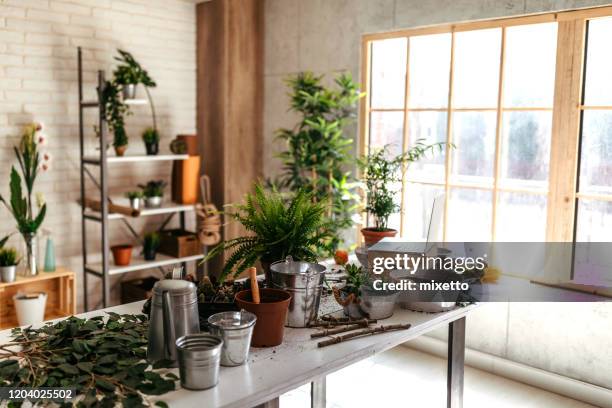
[158,229,201,258]
[0,268,76,330]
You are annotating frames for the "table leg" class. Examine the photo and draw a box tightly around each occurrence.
[311,377,326,408]
[447,317,466,408]
[253,397,279,408]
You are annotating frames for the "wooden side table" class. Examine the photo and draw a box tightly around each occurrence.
[0,268,76,330]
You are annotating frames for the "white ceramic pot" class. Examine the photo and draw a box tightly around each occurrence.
[0,265,16,283]
[13,292,47,326]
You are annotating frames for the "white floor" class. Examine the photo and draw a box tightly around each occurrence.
[280,346,598,408]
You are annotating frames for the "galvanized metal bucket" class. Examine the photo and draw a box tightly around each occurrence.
[175,334,223,390]
[208,311,256,367]
[269,256,326,327]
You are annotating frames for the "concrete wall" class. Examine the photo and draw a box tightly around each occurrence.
[0,0,197,311]
[263,0,612,389]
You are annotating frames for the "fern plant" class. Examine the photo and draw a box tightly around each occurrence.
[204,184,332,282]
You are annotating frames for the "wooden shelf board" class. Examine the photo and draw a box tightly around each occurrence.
[0,268,73,289]
[86,253,204,276]
[83,154,189,165]
[84,204,196,221]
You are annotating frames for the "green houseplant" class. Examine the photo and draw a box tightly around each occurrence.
[125,191,143,210]
[358,142,447,246]
[273,72,364,254]
[139,180,167,208]
[143,232,160,261]
[0,247,19,283]
[0,123,49,275]
[332,263,367,318]
[142,127,160,156]
[101,81,130,156]
[204,184,332,283]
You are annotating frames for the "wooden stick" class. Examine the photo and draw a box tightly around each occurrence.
[309,318,376,328]
[311,324,367,338]
[317,324,412,348]
[248,267,260,304]
[83,198,140,217]
[320,316,376,323]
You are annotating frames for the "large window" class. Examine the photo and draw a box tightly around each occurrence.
[361,8,612,247]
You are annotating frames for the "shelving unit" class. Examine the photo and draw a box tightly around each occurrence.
[77,47,202,311]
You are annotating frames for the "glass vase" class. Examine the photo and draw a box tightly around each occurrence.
[21,232,39,276]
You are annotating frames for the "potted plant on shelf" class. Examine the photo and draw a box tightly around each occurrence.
[0,247,20,283]
[204,183,332,284]
[143,232,160,261]
[101,81,130,156]
[111,244,133,266]
[0,123,50,276]
[113,49,157,100]
[333,263,367,318]
[142,127,160,156]
[125,191,143,210]
[358,142,447,246]
[139,180,167,208]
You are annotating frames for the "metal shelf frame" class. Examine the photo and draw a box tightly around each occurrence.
[77,47,200,311]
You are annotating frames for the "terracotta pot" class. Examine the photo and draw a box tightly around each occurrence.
[177,134,198,156]
[361,227,397,247]
[114,145,128,157]
[172,156,201,204]
[235,288,291,347]
[111,244,133,266]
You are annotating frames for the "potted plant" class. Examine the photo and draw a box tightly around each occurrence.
[358,142,447,246]
[139,180,167,208]
[204,184,332,284]
[333,263,367,319]
[359,273,400,320]
[113,49,157,100]
[125,191,143,210]
[0,247,20,283]
[142,127,160,156]
[101,81,130,156]
[111,244,133,266]
[143,232,160,261]
[0,123,50,276]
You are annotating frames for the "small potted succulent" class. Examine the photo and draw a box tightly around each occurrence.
[125,191,143,210]
[0,247,20,283]
[358,142,447,246]
[139,180,167,208]
[143,232,160,261]
[142,127,160,156]
[333,263,367,319]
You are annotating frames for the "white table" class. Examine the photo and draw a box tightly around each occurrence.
[0,300,475,408]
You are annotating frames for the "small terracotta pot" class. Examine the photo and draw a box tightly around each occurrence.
[235,288,291,347]
[114,145,128,157]
[111,244,133,266]
[361,228,397,247]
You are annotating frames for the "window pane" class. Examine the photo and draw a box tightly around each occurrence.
[368,111,404,154]
[499,111,551,190]
[403,183,445,242]
[408,33,451,108]
[453,28,501,108]
[406,111,447,183]
[451,111,497,186]
[576,199,612,241]
[447,188,492,241]
[371,38,407,109]
[584,17,612,106]
[504,23,557,108]
[496,193,547,241]
[578,110,612,195]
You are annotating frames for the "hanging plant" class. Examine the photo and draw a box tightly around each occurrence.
[0,313,175,407]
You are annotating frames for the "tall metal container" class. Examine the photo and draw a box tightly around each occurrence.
[269,257,326,327]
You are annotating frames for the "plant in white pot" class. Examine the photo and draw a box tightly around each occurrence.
[357,142,447,246]
[0,247,20,283]
[139,180,167,208]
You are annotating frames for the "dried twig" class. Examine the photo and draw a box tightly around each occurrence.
[309,318,376,328]
[311,324,366,338]
[317,323,412,348]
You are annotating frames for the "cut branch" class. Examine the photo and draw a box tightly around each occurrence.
[317,323,412,348]
[311,324,367,338]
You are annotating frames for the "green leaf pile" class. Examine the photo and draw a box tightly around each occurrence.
[0,313,175,407]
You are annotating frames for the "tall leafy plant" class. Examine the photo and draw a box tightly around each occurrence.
[0,123,48,236]
[101,81,130,148]
[273,72,364,253]
[204,184,332,282]
[358,142,447,231]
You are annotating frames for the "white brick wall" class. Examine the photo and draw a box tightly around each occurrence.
[0,0,198,311]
